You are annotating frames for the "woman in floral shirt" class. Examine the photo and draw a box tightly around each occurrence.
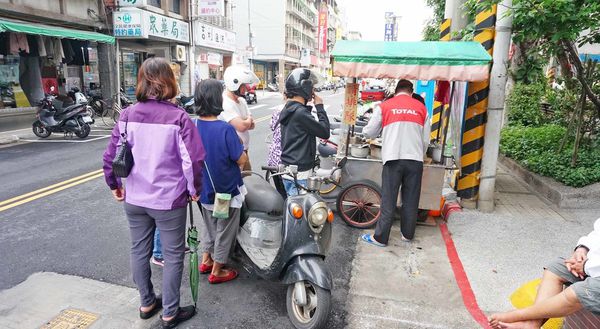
[267,103,285,167]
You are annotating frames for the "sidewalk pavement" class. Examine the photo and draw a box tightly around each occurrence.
[448,164,599,315]
[0,272,158,329]
[347,163,599,328]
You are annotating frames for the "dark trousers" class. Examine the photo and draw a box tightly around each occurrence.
[373,159,423,244]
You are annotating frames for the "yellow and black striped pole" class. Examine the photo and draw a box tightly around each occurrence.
[430,18,452,142]
[457,5,497,200]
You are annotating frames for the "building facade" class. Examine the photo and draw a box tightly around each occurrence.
[111,0,192,97]
[233,0,322,88]
[0,0,114,109]
[192,0,236,82]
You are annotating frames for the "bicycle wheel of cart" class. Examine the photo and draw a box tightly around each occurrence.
[336,180,381,228]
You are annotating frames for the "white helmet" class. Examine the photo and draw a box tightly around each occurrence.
[223,65,259,92]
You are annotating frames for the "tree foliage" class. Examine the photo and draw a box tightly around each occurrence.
[422,0,445,41]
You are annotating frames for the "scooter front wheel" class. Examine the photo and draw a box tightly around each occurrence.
[286,281,331,329]
[32,121,51,138]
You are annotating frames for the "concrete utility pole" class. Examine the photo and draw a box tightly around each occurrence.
[478,0,513,212]
[247,0,253,70]
[449,0,469,36]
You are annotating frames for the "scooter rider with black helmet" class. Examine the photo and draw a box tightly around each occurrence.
[279,68,331,196]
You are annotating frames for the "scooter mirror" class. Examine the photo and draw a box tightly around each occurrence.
[338,157,348,168]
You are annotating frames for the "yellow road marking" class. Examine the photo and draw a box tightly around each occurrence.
[0,171,104,212]
[0,169,103,207]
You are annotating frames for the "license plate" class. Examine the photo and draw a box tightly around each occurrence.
[82,116,93,123]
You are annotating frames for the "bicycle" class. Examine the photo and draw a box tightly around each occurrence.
[100,90,130,127]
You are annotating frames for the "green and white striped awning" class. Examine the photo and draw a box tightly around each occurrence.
[331,40,492,81]
[0,18,114,44]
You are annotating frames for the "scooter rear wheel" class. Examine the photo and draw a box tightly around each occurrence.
[75,123,91,138]
[32,121,51,138]
[286,281,331,329]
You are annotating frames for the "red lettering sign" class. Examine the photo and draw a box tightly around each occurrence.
[318,3,328,54]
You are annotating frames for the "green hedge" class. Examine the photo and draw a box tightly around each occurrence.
[500,125,600,187]
[506,83,547,127]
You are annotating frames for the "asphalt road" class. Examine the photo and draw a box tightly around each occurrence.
[0,89,356,328]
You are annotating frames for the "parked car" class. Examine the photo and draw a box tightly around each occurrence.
[360,87,385,101]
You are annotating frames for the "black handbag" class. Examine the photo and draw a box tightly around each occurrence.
[112,120,134,177]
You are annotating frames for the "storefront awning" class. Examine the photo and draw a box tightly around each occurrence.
[0,18,115,44]
[331,40,492,81]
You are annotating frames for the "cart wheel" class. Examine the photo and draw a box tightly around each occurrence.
[336,180,381,228]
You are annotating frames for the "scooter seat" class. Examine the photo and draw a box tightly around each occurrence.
[243,175,284,216]
[318,143,337,157]
[62,103,85,113]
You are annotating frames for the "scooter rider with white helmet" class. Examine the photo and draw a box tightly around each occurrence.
[219,66,260,171]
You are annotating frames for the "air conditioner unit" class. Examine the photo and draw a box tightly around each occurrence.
[171,45,187,62]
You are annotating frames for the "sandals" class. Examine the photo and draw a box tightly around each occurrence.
[139,295,162,319]
[208,269,239,284]
[361,234,387,247]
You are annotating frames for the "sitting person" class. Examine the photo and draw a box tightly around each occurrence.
[489,217,600,329]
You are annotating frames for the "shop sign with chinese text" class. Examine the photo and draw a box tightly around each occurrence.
[113,9,189,44]
[193,22,236,52]
[343,83,359,125]
[113,10,145,38]
[198,0,225,16]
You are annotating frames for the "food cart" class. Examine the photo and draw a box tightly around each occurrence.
[329,40,492,228]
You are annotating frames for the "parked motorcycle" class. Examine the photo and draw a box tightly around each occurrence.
[237,159,346,329]
[0,83,16,108]
[245,84,257,104]
[176,94,195,114]
[32,92,93,139]
[85,89,106,118]
[266,82,279,92]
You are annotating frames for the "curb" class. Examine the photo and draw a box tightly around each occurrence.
[442,201,462,221]
[499,155,600,209]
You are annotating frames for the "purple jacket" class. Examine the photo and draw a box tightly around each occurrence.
[103,100,205,210]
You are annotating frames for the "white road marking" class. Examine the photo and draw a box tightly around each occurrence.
[0,128,31,134]
[248,104,267,111]
[20,135,111,143]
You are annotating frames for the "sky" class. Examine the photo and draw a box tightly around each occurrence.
[337,0,434,42]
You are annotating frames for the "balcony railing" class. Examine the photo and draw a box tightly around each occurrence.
[197,16,233,30]
[287,1,316,26]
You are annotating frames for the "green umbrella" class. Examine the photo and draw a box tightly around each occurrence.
[186,201,199,307]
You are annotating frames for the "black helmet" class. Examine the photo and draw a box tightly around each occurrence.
[285,68,323,101]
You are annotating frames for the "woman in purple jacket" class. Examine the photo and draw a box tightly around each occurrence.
[103,57,204,328]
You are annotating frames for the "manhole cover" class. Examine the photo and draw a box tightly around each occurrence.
[41,308,98,329]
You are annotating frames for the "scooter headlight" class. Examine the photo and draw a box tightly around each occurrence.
[308,202,328,230]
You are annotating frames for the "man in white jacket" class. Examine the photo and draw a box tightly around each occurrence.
[489,218,600,328]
